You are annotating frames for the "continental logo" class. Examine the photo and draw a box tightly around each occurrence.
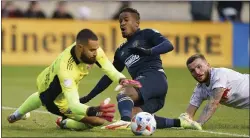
[67,57,74,70]
[2,23,226,55]
[1,24,118,53]
[1,19,232,66]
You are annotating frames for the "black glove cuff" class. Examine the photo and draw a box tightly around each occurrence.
[86,106,98,116]
[79,96,91,104]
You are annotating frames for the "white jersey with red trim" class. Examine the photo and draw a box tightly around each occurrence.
[190,68,249,109]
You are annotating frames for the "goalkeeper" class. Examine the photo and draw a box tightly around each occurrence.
[7,29,141,130]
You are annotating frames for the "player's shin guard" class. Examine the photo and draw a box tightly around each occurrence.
[117,94,134,121]
[154,115,180,129]
[13,92,42,119]
[63,119,93,130]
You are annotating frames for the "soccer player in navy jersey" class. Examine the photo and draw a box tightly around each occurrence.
[79,8,201,130]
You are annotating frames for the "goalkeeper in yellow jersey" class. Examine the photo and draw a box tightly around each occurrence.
[7,29,141,130]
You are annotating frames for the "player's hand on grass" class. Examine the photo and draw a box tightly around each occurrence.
[179,112,192,120]
[179,112,203,130]
[115,78,142,91]
[87,99,115,122]
[129,47,152,56]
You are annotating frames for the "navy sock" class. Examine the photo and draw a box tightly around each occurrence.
[154,115,180,129]
[117,94,134,121]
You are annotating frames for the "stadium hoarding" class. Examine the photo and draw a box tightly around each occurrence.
[2,19,232,67]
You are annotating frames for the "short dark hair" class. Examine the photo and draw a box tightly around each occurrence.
[76,29,98,45]
[119,7,140,20]
[186,54,207,66]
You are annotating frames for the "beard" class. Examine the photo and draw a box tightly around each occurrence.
[80,53,96,64]
[196,70,210,83]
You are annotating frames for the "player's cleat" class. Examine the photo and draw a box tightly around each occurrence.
[55,117,64,129]
[7,112,30,123]
[101,120,131,130]
[7,114,19,123]
[179,113,202,130]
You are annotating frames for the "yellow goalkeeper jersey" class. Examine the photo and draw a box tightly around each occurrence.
[36,42,125,116]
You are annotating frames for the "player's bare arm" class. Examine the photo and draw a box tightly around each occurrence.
[197,87,225,125]
[186,104,199,120]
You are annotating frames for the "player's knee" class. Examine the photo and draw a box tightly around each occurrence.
[116,93,136,103]
[158,99,165,110]
[158,102,164,110]
[117,87,139,101]
[117,93,131,102]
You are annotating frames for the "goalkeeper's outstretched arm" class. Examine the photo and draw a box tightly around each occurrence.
[80,48,126,102]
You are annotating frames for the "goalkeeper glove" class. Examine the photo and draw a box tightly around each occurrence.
[86,101,115,122]
[115,78,142,91]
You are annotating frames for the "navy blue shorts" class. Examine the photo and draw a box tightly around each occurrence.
[134,69,168,114]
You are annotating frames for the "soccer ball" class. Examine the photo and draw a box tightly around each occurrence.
[130,112,156,136]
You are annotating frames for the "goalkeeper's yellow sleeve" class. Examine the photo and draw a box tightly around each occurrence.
[96,47,126,83]
[58,71,89,116]
[64,90,89,116]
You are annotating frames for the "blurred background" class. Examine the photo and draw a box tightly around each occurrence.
[1,1,249,67]
[1,1,249,137]
[1,1,249,22]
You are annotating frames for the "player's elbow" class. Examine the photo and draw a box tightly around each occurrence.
[164,40,174,52]
[168,42,174,52]
[169,44,174,52]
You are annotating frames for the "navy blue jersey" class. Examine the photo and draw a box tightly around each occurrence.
[80,28,172,101]
[113,28,167,79]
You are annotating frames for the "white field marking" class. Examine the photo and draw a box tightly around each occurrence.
[2,106,249,137]
[2,106,50,114]
[198,130,249,137]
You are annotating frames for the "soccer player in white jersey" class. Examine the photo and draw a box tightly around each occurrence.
[180,54,249,129]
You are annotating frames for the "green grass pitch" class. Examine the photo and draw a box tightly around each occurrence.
[2,66,249,137]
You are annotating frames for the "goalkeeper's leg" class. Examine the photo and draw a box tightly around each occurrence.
[8,92,42,123]
[57,114,105,130]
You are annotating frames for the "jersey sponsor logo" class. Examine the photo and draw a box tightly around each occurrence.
[67,57,74,70]
[124,54,140,68]
[64,79,72,87]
